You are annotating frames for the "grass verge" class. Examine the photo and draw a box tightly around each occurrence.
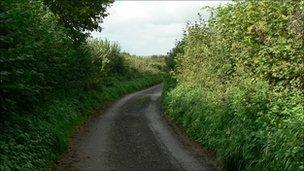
[0,74,161,170]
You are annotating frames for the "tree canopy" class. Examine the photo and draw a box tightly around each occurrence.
[43,0,113,42]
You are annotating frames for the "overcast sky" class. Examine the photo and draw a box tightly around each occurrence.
[91,1,229,56]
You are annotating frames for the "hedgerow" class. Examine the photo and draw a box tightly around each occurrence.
[1,0,164,169]
[163,1,304,170]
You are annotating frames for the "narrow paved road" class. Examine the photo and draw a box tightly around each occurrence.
[57,84,216,171]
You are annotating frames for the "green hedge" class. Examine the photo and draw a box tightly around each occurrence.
[163,1,304,170]
[1,0,165,169]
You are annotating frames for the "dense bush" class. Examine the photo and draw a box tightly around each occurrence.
[0,0,164,169]
[124,53,166,76]
[163,1,304,170]
[165,39,185,72]
[82,39,125,88]
[1,41,163,168]
[0,0,92,114]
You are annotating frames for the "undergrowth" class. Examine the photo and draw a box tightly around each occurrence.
[1,73,162,170]
[163,1,304,170]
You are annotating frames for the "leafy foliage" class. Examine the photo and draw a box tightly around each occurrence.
[163,1,304,170]
[1,73,162,170]
[124,53,166,76]
[0,0,165,169]
[165,39,185,72]
[1,0,88,114]
[0,0,118,116]
[85,39,124,79]
[43,0,113,42]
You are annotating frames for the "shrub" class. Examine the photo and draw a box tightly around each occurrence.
[84,39,125,87]
[0,0,165,169]
[163,1,304,170]
[0,0,91,114]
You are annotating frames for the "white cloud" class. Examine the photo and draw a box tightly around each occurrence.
[91,1,229,56]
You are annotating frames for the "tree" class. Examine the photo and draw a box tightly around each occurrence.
[43,0,113,42]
